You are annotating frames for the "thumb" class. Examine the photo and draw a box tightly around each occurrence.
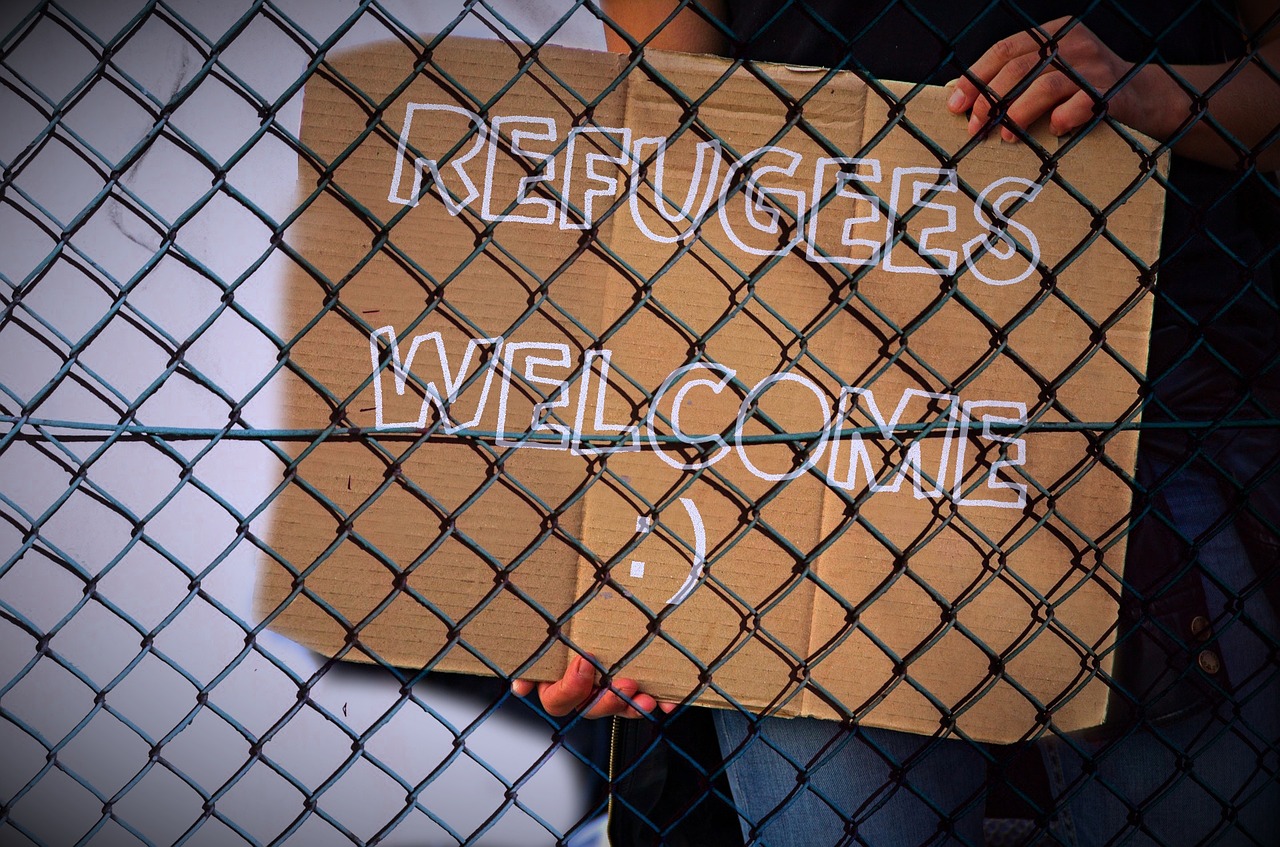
[539,655,598,717]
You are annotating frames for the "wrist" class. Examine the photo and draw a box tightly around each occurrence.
[1132,63,1195,143]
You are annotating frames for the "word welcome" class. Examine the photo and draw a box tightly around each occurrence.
[370,328,1029,509]
[387,104,1042,285]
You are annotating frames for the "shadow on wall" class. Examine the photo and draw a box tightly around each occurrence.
[0,0,609,844]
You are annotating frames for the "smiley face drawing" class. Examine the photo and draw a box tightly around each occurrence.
[628,498,707,609]
[664,498,706,607]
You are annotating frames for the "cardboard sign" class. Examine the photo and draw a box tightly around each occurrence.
[261,35,1166,742]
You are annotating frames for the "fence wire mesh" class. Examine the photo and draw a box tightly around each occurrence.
[0,1,1277,846]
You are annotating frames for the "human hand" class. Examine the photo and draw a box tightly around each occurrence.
[946,17,1183,142]
[511,654,676,719]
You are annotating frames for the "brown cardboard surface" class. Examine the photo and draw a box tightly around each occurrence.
[260,35,1167,742]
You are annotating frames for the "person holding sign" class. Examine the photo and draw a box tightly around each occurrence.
[515,1,1280,844]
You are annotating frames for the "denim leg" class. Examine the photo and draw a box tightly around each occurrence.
[1042,466,1280,846]
[713,710,987,847]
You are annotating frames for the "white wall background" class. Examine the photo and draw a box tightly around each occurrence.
[0,1,610,844]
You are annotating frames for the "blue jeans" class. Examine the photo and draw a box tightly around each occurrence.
[714,466,1279,846]
[713,712,987,846]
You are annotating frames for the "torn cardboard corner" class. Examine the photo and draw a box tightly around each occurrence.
[260,34,1168,743]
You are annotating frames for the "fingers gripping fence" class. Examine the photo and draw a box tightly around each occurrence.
[1,1,1278,846]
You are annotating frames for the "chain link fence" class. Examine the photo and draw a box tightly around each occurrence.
[1,1,1277,845]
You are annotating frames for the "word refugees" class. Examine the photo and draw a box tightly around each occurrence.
[388,104,1042,286]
